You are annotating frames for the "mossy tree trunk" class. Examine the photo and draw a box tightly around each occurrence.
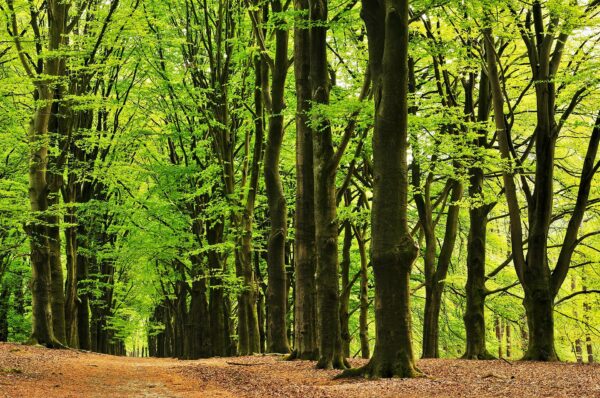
[342,0,420,378]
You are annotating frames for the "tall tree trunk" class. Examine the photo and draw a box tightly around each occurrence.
[421,180,462,358]
[207,222,229,356]
[495,316,503,358]
[463,205,493,359]
[291,0,318,360]
[485,2,600,361]
[189,256,211,358]
[13,0,70,349]
[47,216,67,344]
[264,0,291,354]
[344,0,420,377]
[463,70,493,360]
[506,321,511,358]
[340,222,352,358]
[76,226,91,350]
[310,0,347,370]
[356,228,370,359]
[64,203,78,347]
[255,252,267,353]
[236,55,265,356]
[26,88,60,347]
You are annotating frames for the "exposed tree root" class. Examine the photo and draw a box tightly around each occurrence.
[26,337,65,349]
[335,360,423,379]
[286,350,319,361]
[285,350,298,361]
[521,350,559,362]
[316,354,349,370]
[461,351,496,360]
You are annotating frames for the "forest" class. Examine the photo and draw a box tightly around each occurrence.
[0,0,600,395]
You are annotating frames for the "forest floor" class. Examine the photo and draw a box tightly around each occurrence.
[1,343,599,398]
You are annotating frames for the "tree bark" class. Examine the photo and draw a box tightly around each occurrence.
[76,241,91,350]
[291,0,319,361]
[264,0,291,354]
[207,222,230,356]
[236,54,265,356]
[310,0,347,369]
[421,181,462,358]
[463,70,494,360]
[64,204,78,347]
[341,0,420,378]
[26,87,60,347]
[356,228,370,359]
[189,256,211,358]
[340,222,352,358]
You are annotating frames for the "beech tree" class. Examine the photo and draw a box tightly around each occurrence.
[485,0,600,361]
[341,0,421,377]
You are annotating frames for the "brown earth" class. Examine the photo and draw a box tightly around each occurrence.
[1,343,599,398]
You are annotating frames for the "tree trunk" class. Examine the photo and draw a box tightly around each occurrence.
[422,287,443,358]
[522,290,556,360]
[506,321,511,358]
[263,0,291,354]
[463,206,493,359]
[0,285,9,341]
[26,88,60,347]
[340,222,352,358]
[575,338,583,363]
[255,253,267,353]
[356,229,370,359]
[236,55,265,356]
[291,0,318,361]
[462,68,493,360]
[9,0,69,350]
[188,263,211,358]
[64,204,78,347]
[421,180,462,359]
[47,196,66,346]
[207,223,229,357]
[76,231,91,351]
[343,0,420,377]
[495,316,503,358]
[310,0,346,369]
[586,336,594,364]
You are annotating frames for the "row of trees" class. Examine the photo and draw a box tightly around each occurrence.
[0,0,598,377]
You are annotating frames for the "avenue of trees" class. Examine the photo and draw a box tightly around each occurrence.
[0,0,599,378]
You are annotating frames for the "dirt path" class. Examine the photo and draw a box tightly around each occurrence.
[1,343,599,398]
[0,344,231,398]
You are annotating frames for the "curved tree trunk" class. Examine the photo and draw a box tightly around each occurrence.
[264,0,291,354]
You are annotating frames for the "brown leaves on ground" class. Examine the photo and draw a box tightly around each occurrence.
[1,343,598,398]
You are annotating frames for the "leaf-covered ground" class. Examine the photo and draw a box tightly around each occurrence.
[1,343,598,398]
